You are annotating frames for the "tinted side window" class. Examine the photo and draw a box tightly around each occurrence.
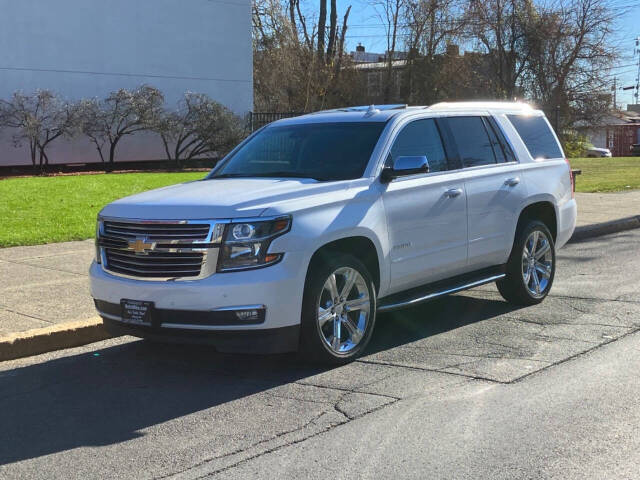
[390,119,448,172]
[507,114,563,159]
[483,118,507,163]
[486,117,517,162]
[445,116,496,167]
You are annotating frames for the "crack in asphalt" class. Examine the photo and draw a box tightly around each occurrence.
[546,293,640,304]
[509,326,640,384]
[356,358,510,384]
[153,409,337,479]
[158,389,399,480]
[503,316,635,329]
[377,348,549,363]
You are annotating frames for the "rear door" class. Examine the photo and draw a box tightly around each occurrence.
[382,117,468,293]
[440,115,527,270]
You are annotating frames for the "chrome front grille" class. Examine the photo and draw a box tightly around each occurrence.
[98,218,223,280]
[105,249,205,278]
[103,220,210,241]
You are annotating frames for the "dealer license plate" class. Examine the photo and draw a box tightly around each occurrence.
[120,299,154,325]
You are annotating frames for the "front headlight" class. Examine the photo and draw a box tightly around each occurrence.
[217,216,291,272]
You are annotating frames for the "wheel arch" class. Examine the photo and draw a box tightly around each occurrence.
[306,235,383,295]
[516,199,558,242]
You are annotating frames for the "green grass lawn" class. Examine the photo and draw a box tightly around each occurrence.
[0,172,204,247]
[1,157,639,247]
[571,157,640,193]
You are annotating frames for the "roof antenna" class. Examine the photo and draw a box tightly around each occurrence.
[364,105,380,118]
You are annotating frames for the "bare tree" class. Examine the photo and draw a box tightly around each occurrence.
[401,0,467,102]
[318,0,327,58]
[370,0,406,102]
[0,91,78,168]
[153,92,244,165]
[252,0,358,111]
[77,98,108,162]
[523,0,618,127]
[465,0,531,99]
[78,85,164,165]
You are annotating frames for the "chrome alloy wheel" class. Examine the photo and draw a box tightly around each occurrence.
[317,267,371,354]
[522,230,553,298]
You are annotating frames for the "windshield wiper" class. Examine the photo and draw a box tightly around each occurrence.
[211,172,327,181]
[209,173,250,179]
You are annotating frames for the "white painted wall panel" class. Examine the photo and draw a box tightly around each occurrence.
[0,0,252,165]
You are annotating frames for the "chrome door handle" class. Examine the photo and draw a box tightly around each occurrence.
[505,177,520,186]
[444,188,463,198]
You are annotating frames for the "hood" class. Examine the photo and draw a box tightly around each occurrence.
[99,177,350,220]
[588,147,610,153]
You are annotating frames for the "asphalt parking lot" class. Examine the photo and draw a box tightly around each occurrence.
[1,229,639,479]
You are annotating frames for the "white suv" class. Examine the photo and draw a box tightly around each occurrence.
[91,102,577,364]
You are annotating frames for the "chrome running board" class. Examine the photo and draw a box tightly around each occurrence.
[378,269,506,313]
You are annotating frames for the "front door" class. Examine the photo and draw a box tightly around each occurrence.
[382,118,468,294]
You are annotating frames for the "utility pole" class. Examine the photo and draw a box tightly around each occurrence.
[635,37,640,104]
[612,76,617,110]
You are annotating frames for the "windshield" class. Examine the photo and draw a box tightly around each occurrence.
[209,122,386,181]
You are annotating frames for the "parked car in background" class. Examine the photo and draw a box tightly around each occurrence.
[585,147,612,158]
[91,101,577,364]
[631,144,640,156]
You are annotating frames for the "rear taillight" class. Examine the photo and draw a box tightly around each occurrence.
[565,158,574,198]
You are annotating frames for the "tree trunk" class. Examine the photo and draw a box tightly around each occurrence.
[317,0,327,60]
[29,141,37,167]
[107,137,120,171]
[288,0,298,39]
[326,0,338,62]
[160,134,173,162]
[330,6,351,91]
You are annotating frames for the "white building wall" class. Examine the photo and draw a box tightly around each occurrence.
[0,0,252,166]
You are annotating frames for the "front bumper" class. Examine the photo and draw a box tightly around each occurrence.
[101,317,300,353]
[90,250,307,350]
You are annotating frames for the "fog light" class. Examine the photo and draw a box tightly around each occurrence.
[235,309,261,322]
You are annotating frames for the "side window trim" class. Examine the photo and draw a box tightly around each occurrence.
[479,117,499,165]
[486,116,517,163]
[435,117,462,170]
[481,116,505,163]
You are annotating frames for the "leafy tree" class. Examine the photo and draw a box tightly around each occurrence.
[0,90,78,168]
[78,85,164,164]
[153,92,245,165]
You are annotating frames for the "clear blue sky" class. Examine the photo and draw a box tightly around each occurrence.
[334,0,640,108]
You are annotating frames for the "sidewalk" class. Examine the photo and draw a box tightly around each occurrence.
[1,191,639,341]
[0,240,96,336]
[575,191,640,227]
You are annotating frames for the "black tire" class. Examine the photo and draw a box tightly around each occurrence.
[299,252,377,365]
[497,219,556,306]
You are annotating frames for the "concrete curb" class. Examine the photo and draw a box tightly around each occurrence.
[569,215,640,243]
[0,317,111,362]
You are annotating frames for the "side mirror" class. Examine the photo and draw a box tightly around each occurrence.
[381,155,430,183]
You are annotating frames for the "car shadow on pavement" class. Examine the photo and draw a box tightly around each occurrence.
[368,293,521,354]
[0,293,521,466]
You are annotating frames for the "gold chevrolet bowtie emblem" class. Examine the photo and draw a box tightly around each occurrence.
[128,237,154,254]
